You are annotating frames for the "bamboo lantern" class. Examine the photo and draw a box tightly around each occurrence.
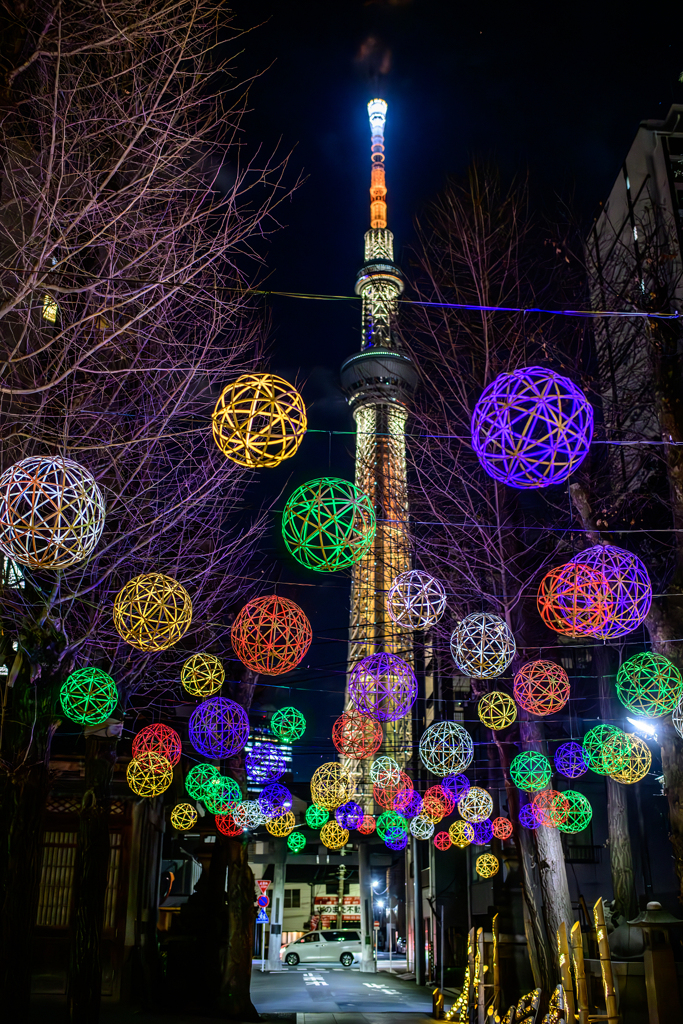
[113,573,192,651]
[181,653,225,697]
[211,373,307,468]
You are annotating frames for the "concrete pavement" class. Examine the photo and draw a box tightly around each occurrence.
[251,964,432,1016]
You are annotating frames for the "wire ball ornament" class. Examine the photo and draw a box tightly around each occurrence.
[471,819,493,845]
[423,785,455,821]
[271,706,306,743]
[320,820,349,850]
[246,742,287,785]
[449,820,475,847]
[127,752,174,797]
[518,804,542,829]
[582,724,628,776]
[385,826,409,851]
[132,723,182,766]
[615,652,683,718]
[233,801,266,830]
[442,775,471,802]
[186,763,220,801]
[394,790,423,818]
[475,853,500,879]
[203,776,242,815]
[170,803,198,831]
[0,456,106,569]
[211,373,307,469]
[478,691,517,731]
[537,562,613,638]
[458,787,494,823]
[231,595,312,676]
[570,544,652,638]
[419,720,474,777]
[376,810,408,840]
[358,814,376,835]
[387,569,448,630]
[556,791,592,834]
[605,733,652,785]
[59,667,118,726]
[188,697,250,759]
[310,762,353,810]
[470,365,593,489]
[113,573,192,652]
[370,755,400,788]
[288,831,306,853]
[216,812,243,837]
[434,831,452,851]
[513,661,570,717]
[305,804,330,829]
[410,815,435,840]
[348,652,417,722]
[673,698,683,740]
[181,653,225,698]
[532,790,570,828]
[266,812,296,837]
[282,477,376,572]
[510,752,552,792]
[492,817,513,840]
[554,741,588,779]
[258,783,292,818]
[450,613,516,679]
[374,770,413,810]
[332,709,383,759]
[335,801,364,830]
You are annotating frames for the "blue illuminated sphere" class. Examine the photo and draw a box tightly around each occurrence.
[518,804,541,830]
[393,790,423,818]
[554,741,588,779]
[570,544,652,639]
[245,742,286,784]
[258,782,292,818]
[471,819,493,845]
[442,774,471,802]
[188,696,249,759]
[471,366,593,489]
[385,825,409,851]
[335,800,364,830]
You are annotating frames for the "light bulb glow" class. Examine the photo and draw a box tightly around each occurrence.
[627,716,657,738]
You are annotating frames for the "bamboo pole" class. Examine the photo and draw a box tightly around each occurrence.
[593,899,619,1024]
[570,920,590,1024]
[557,921,576,1022]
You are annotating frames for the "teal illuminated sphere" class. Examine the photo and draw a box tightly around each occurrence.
[615,652,683,717]
[186,763,220,801]
[281,478,376,572]
[288,831,306,853]
[271,706,306,743]
[305,803,329,828]
[509,751,552,792]
[556,791,592,834]
[582,724,626,775]
[59,667,118,725]
[376,809,408,840]
[203,775,241,815]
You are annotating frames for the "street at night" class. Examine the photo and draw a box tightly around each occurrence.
[251,965,430,1016]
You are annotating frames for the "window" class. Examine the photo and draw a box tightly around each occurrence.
[298,932,319,943]
[42,294,59,323]
[322,930,360,942]
[284,889,300,909]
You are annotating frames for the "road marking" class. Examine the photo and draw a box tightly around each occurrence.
[303,973,328,987]
[362,982,400,996]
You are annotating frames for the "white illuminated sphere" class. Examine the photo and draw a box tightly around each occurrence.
[410,814,435,840]
[387,570,447,630]
[233,800,266,829]
[450,612,516,678]
[370,755,400,787]
[458,787,493,823]
[673,698,683,740]
[419,720,474,777]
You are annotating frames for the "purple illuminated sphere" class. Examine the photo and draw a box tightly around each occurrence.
[519,804,541,830]
[349,652,417,722]
[385,825,409,851]
[471,819,493,845]
[570,544,652,639]
[471,366,593,490]
[258,782,292,818]
[394,790,423,818]
[188,697,249,759]
[554,741,588,779]
[442,774,471,802]
[336,801,364,830]
[245,742,286,784]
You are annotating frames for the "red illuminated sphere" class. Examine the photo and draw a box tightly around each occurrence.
[423,785,456,820]
[513,660,570,717]
[332,709,383,759]
[231,595,312,676]
[537,562,613,638]
[215,812,243,837]
[492,817,513,840]
[532,790,570,828]
[132,723,182,766]
[373,770,413,809]
[434,831,451,851]
[357,814,376,835]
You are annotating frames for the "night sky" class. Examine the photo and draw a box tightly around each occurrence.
[231,0,683,780]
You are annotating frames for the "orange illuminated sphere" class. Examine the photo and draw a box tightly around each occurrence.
[491,817,513,840]
[514,660,570,717]
[216,812,243,836]
[373,770,413,810]
[537,562,613,637]
[357,814,376,835]
[231,595,312,676]
[132,723,182,766]
[422,785,456,823]
[532,790,570,828]
[332,709,383,759]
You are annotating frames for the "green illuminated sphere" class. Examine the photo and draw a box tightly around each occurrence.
[509,751,552,792]
[305,803,329,828]
[376,809,408,840]
[582,724,626,775]
[288,831,306,853]
[271,706,306,743]
[281,477,376,572]
[186,763,221,800]
[203,775,241,815]
[59,667,118,725]
[556,791,592,834]
[615,652,683,718]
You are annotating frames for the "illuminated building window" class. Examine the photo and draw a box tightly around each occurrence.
[42,294,59,323]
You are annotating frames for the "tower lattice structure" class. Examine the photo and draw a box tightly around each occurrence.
[340,100,418,807]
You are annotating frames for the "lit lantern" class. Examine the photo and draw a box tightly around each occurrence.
[450,613,516,679]
[384,826,409,851]
[216,812,243,837]
[203,775,241,815]
[419,721,474,777]
[393,790,423,818]
[211,373,307,468]
[475,853,499,879]
[410,815,435,840]
[335,801,364,830]
[127,751,173,797]
[570,545,652,638]
[376,810,408,840]
[59,667,118,726]
[266,812,296,837]
[556,791,592,834]
[310,762,353,810]
[258,783,293,819]
[422,785,455,822]
[673,697,683,739]
[582,724,628,776]
[458,787,493,824]
[181,653,225,697]
[615,652,683,717]
[231,595,312,676]
[245,743,286,785]
[477,691,517,730]
[554,741,588,779]
[233,801,266,829]
[513,660,570,716]
[305,804,329,828]
[518,804,541,830]
[531,790,570,828]
[536,563,613,638]
[373,770,413,809]
[132,723,182,766]
[332,709,383,759]
[605,733,651,785]
[442,774,471,802]
[188,696,249,759]
[434,831,451,851]
[320,821,349,850]
[509,752,552,792]
[449,821,475,847]
[387,570,447,630]
[471,820,493,845]
[185,763,220,801]
[170,803,198,831]
[282,477,376,571]
[357,814,376,835]
[288,831,306,853]
[271,706,306,743]
[113,573,192,651]
[491,817,513,840]
[370,755,400,788]
[349,652,417,721]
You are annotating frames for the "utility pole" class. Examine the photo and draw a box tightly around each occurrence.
[336,863,347,929]
[358,843,377,972]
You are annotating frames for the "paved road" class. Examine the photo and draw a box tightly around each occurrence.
[251,964,431,1015]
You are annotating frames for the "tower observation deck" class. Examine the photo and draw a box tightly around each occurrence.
[340,100,418,805]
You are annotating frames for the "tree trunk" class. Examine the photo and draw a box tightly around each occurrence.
[220,837,258,1020]
[66,732,118,1023]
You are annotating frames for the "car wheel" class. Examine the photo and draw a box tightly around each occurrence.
[285,953,300,966]
[340,952,353,967]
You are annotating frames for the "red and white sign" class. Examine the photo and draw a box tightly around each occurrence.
[257,879,271,893]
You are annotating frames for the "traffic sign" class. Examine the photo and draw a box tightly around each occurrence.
[256,909,269,924]
[257,879,271,893]
[257,894,270,908]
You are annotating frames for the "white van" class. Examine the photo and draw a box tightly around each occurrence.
[280,929,362,967]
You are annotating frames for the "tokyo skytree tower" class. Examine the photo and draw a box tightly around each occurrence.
[340,100,418,801]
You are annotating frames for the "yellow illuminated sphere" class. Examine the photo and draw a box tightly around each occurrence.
[478,691,517,731]
[608,733,652,785]
[320,820,350,850]
[113,573,192,652]
[170,802,198,831]
[310,762,353,810]
[181,653,225,697]
[211,373,307,468]
[127,751,174,797]
[266,811,296,837]
[449,821,475,848]
[458,786,494,823]
[475,853,499,879]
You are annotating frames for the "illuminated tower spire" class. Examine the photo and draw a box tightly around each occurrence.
[340,100,417,803]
